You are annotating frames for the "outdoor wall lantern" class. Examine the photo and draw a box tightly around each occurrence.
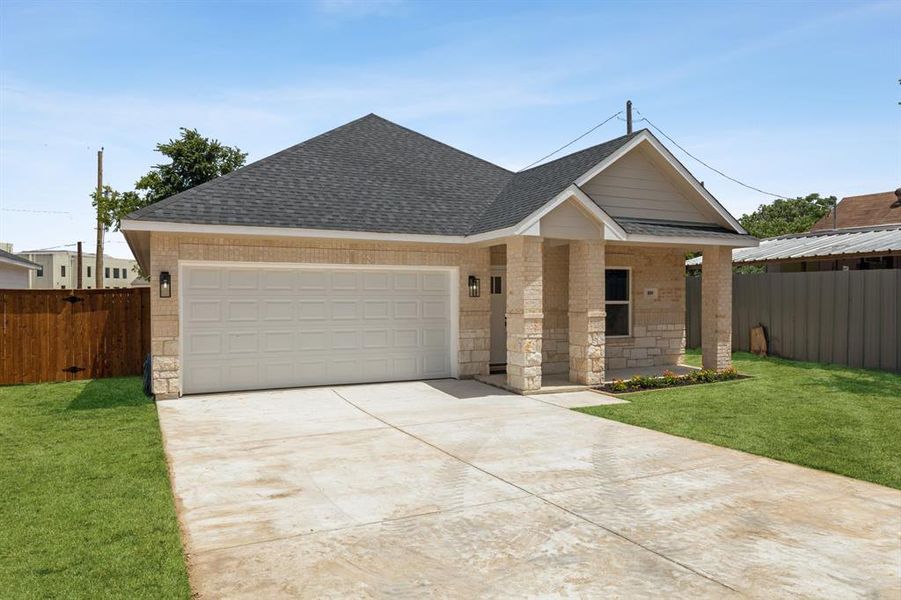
[468,275,480,298]
[159,271,171,298]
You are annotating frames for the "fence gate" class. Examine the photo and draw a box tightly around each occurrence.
[0,289,150,385]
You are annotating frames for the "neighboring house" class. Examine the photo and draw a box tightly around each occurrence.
[0,244,40,289]
[687,189,901,272]
[16,250,138,289]
[121,114,756,399]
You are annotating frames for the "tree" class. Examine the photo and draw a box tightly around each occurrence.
[94,128,247,230]
[738,193,836,239]
[134,128,247,205]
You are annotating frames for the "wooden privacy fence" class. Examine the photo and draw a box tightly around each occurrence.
[0,289,150,385]
[686,270,900,372]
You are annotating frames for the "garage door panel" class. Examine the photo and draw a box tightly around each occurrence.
[363,272,390,290]
[181,265,454,394]
[226,269,259,290]
[187,299,222,323]
[298,330,327,350]
[362,329,390,349]
[261,270,296,290]
[331,272,359,290]
[186,268,222,290]
[394,301,419,319]
[331,300,359,320]
[262,300,294,321]
[262,331,294,353]
[227,300,259,322]
[298,300,327,320]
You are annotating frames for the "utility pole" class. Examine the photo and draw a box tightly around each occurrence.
[76,241,83,289]
[626,100,633,135]
[95,148,104,289]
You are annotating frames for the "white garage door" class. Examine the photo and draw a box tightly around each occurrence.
[181,264,455,394]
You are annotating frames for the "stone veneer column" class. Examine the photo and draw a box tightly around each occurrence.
[568,240,605,385]
[505,236,543,393]
[701,245,733,371]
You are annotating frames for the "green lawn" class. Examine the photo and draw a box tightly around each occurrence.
[0,377,190,599]
[576,351,901,489]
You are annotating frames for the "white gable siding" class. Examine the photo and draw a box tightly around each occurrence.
[581,147,711,222]
[539,200,602,239]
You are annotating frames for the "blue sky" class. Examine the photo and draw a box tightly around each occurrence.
[1,0,898,258]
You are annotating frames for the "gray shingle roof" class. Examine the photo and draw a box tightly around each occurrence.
[617,218,752,241]
[0,248,40,269]
[128,115,743,241]
[128,114,514,236]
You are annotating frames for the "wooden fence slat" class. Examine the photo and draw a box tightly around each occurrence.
[0,289,150,385]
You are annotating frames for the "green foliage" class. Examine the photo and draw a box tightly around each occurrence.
[602,367,741,393]
[738,193,836,238]
[91,186,143,230]
[92,128,247,231]
[135,128,247,204]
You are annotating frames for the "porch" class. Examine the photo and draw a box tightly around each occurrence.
[483,236,732,395]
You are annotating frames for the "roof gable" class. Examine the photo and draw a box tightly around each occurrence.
[580,144,714,223]
[810,190,901,231]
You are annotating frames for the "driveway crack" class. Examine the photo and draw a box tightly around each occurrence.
[331,387,740,595]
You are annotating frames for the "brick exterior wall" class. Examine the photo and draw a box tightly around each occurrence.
[148,232,490,399]
[701,245,733,371]
[505,236,543,393]
[605,246,686,371]
[541,243,569,375]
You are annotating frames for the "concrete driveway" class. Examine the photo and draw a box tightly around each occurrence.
[157,380,900,599]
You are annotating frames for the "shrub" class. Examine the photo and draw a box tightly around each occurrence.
[600,367,743,393]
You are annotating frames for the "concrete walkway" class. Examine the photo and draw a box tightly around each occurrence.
[157,380,900,599]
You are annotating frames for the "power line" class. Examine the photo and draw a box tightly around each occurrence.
[2,207,72,214]
[520,110,623,171]
[634,108,791,200]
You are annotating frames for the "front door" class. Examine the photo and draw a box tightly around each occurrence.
[489,267,506,371]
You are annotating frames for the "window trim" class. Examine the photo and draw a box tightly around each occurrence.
[605,266,632,338]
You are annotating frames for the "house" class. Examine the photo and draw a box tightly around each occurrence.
[686,189,901,272]
[0,244,40,289]
[16,249,139,289]
[121,114,756,399]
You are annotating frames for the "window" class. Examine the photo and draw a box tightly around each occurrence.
[36,266,43,277]
[113,268,120,279]
[605,268,630,337]
[61,285,66,289]
[60,265,66,277]
[105,267,110,278]
[87,266,92,277]
[490,275,502,294]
